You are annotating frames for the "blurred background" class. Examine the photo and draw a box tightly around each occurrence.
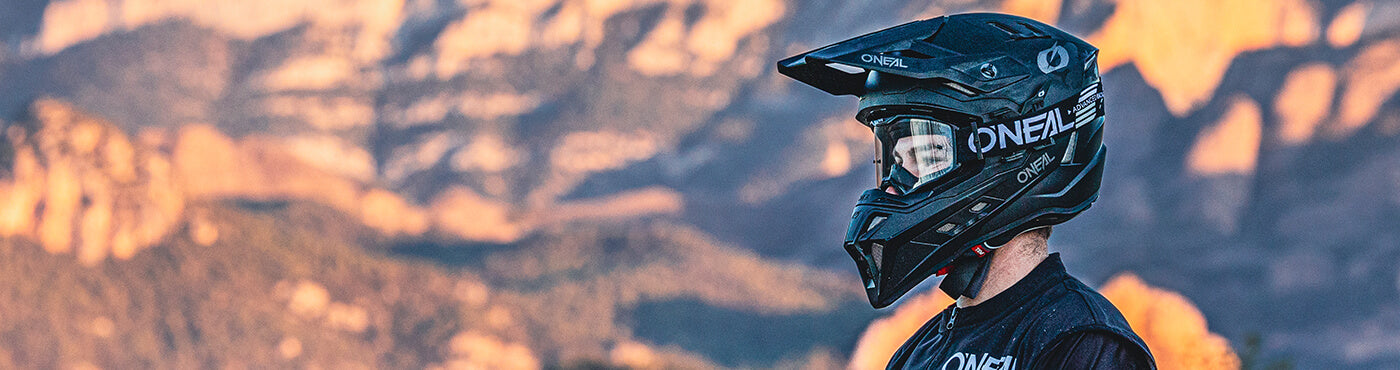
[0,0,1397,368]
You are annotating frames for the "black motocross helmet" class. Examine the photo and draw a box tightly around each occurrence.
[777,13,1106,308]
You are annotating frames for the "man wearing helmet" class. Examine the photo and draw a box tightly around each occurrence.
[778,13,1155,369]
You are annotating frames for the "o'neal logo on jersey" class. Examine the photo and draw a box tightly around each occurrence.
[941,352,1017,370]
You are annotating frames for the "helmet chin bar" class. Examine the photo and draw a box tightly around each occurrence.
[845,132,1103,308]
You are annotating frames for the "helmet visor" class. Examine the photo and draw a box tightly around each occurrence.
[873,117,958,194]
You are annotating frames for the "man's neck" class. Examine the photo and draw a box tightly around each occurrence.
[954,231,1049,308]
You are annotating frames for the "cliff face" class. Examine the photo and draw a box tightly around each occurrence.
[2,0,1400,367]
[0,101,868,367]
[1,98,184,265]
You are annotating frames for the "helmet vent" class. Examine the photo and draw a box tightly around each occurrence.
[1017,22,1045,35]
[969,202,989,213]
[1062,132,1078,164]
[988,108,1017,120]
[988,21,1019,35]
[870,243,884,269]
[944,81,977,96]
[866,215,887,231]
[826,62,865,74]
[986,21,1048,40]
[890,49,934,59]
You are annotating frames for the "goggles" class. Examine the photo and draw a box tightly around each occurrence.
[862,88,1100,195]
[870,116,960,195]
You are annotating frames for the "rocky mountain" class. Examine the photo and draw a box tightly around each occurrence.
[2,0,1400,368]
[0,99,869,368]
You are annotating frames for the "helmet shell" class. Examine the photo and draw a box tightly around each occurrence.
[777,13,1107,308]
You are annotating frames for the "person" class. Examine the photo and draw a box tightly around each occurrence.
[776,13,1155,369]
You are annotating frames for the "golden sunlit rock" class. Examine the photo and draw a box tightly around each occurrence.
[485,305,515,329]
[458,92,541,120]
[740,115,870,204]
[384,93,455,127]
[0,137,43,237]
[1336,38,1400,137]
[451,135,523,173]
[1275,63,1337,144]
[380,91,541,127]
[6,98,687,252]
[359,189,432,236]
[610,340,659,368]
[33,0,111,55]
[382,132,455,182]
[444,331,541,370]
[324,302,370,333]
[454,279,492,308]
[526,129,666,207]
[38,159,79,254]
[550,130,659,174]
[288,280,331,318]
[280,135,376,182]
[1091,0,1318,116]
[175,127,367,212]
[279,337,303,359]
[1327,2,1369,48]
[542,187,685,226]
[68,361,100,370]
[435,0,781,77]
[286,281,373,332]
[258,96,376,131]
[629,9,690,76]
[35,0,405,61]
[171,123,242,198]
[1100,274,1241,370]
[189,212,219,246]
[256,55,359,92]
[1187,96,1262,176]
[682,0,784,76]
[431,186,529,243]
[433,0,538,75]
[617,225,851,314]
[90,317,115,338]
[1,99,186,265]
[822,119,873,178]
[820,136,853,178]
[76,184,113,264]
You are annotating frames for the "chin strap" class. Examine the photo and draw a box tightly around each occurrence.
[938,245,995,299]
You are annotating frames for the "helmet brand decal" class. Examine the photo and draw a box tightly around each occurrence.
[861,54,908,68]
[1037,44,1069,73]
[1017,152,1055,183]
[1074,83,1103,128]
[968,108,1070,154]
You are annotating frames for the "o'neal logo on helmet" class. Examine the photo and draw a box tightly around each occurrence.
[1037,44,1069,73]
[967,108,1071,154]
[861,54,908,68]
[968,83,1102,155]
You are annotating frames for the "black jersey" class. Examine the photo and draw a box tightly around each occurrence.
[886,253,1155,370]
